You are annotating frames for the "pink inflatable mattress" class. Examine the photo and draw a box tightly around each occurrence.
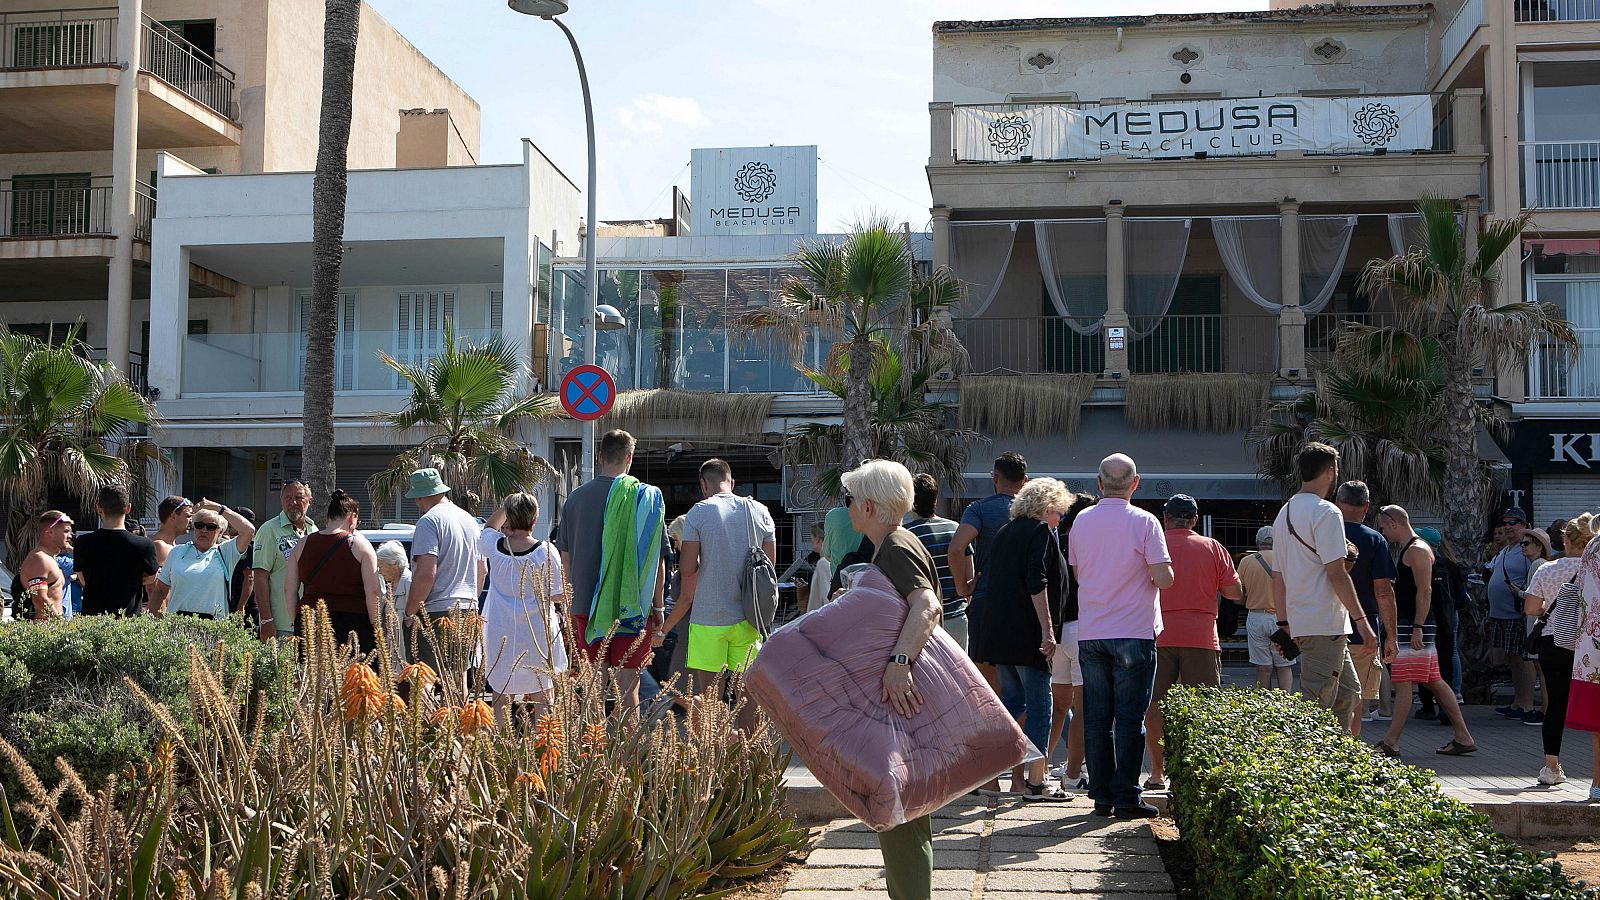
[746,567,1030,831]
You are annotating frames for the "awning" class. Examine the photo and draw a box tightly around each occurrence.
[962,408,1276,501]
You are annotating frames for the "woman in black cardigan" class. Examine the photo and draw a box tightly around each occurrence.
[971,477,1074,802]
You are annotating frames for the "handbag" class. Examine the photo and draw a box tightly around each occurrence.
[737,498,779,638]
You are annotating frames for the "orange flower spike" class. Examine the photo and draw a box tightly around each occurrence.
[538,745,560,777]
[431,706,459,728]
[581,722,606,758]
[459,699,494,735]
[340,664,386,722]
[514,771,545,792]
[388,693,406,715]
[533,713,563,751]
[400,661,437,687]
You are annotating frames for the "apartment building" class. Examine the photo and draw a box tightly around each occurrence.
[0,0,478,394]
[928,4,1499,546]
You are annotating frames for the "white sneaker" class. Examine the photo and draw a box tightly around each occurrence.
[1363,709,1391,722]
[1539,766,1568,786]
[1048,762,1068,780]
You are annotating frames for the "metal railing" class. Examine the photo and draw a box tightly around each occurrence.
[1517,0,1600,21]
[1528,327,1600,399]
[1522,141,1600,209]
[0,8,117,68]
[0,176,156,239]
[548,325,832,395]
[140,15,235,118]
[1442,0,1486,66]
[87,347,150,395]
[954,316,1105,376]
[1129,313,1279,374]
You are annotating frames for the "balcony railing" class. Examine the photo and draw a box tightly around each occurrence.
[0,8,236,119]
[140,16,235,118]
[89,347,149,395]
[1442,0,1485,66]
[954,314,1280,376]
[1522,141,1600,210]
[548,325,834,395]
[182,329,498,395]
[1517,0,1600,21]
[1528,328,1600,399]
[956,316,1105,375]
[0,176,156,239]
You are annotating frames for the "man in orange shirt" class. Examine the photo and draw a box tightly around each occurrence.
[1143,495,1242,790]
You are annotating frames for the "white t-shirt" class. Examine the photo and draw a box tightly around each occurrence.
[1271,492,1349,638]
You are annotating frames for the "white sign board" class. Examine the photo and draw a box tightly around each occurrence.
[690,146,818,235]
[955,95,1434,162]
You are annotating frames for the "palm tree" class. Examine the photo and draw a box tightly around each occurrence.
[786,345,979,499]
[1359,198,1577,561]
[368,324,559,511]
[301,0,362,500]
[733,220,965,467]
[0,325,156,566]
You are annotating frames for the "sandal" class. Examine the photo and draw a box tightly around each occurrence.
[1022,781,1071,803]
[1436,740,1478,756]
[1374,742,1401,759]
[1143,776,1168,790]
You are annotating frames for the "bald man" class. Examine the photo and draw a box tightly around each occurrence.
[1067,453,1174,818]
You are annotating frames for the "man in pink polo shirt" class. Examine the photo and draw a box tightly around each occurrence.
[1067,453,1174,819]
[1142,494,1241,791]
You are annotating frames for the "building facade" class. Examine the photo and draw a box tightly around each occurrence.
[1,0,478,391]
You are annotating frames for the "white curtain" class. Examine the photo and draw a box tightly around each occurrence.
[1212,215,1355,314]
[1300,216,1357,314]
[950,222,1018,317]
[1387,213,1424,257]
[1125,218,1192,338]
[1213,217,1283,311]
[1035,220,1108,334]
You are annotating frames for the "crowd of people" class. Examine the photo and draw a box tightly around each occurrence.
[12,432,1600,900]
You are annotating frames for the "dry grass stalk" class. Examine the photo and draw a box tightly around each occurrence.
[600,389,775,438]
[1126,373,1271,432]
[959,375,1094,440]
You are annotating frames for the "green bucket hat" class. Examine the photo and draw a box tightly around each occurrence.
[405,467,450,500]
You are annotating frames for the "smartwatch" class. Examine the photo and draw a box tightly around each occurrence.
[889,653,909,666]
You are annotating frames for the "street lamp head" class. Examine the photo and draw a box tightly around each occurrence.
[508,0,569,18]
[594,304,628,331]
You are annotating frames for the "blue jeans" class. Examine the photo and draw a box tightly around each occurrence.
[997,664,1053,756]
[1079,638,1157,808]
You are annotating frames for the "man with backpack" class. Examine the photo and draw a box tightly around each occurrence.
[662,458,776,729]
[1336,481,1399,736]
[1238,526,1294,690]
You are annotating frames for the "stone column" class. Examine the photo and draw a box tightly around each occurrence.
[929,102,954,167]
[1278,199,1307,376]
[931,205,951,270]
[1453,88,1485,156]
[1104,202,1129,377]
[105,0,143,374]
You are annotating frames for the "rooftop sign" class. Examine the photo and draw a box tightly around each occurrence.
[690,146,818,236]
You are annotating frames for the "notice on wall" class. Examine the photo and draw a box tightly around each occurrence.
[955,95,1434,162]
[690,146,818,235]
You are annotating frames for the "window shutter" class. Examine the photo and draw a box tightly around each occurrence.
[489,290,504,337]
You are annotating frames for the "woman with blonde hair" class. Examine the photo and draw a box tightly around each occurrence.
[1527,514,1600,787]
[480,492,567,721]
[969,477,1074,802]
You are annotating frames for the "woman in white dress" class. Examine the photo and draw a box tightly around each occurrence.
[478,492,567,721]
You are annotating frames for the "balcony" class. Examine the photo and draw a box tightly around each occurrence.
[1442,0,1485,70]
[181,328,499,396]
[1528,328,1600,399]
[1517,0,1600,22]
[0,8,239,153]
[0,176,156,240]
[955,314,1280,376]
[1522,141,1600,209]
[547,325,833,395]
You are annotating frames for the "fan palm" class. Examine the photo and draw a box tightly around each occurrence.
[368,324,559,510]
[301,0,362,499]
[1359,198,1577,561]
[786,344,980,499]
[732,220,966,468]
[0,324,157,566]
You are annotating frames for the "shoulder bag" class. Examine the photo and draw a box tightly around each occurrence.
[738,499,780,638]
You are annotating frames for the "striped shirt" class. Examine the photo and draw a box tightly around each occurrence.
[905,515,970,619]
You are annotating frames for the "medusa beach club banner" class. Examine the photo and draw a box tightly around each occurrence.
[954,95,1433,162]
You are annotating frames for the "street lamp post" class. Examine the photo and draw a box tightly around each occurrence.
[508,0,601,482]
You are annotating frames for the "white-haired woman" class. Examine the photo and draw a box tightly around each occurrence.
[970,477,1073,802]
[841,459,944,900]
[480,492,568,721]
[376,540,412,664]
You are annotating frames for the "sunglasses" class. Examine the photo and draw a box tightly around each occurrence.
[1501,521,1522,527]
[1520,539,1537,548]
[193,522,221,532]
[842,491,854,508]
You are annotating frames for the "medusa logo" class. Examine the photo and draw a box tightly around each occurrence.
[733,161,778,203]
[1351,102,1401,146]
[986,114,1032,155]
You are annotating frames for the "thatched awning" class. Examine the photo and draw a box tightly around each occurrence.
[597,389,776,440]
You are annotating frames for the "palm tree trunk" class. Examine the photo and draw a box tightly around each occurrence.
[302,0,361,500]
[842,333,875,466]
[1438,342,1482,564]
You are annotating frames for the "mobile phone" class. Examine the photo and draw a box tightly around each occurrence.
[1271,628,1301,661]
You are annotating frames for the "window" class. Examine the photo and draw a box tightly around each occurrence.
[11,20,98,67]
[8,323,79,345]
[7,174,92,236]
[157,20,216,59]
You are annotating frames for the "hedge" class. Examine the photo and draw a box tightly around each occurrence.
[1162,685,1596,899]
[0,614,292,789]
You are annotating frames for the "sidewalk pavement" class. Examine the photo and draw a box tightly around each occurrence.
[784,796,1174,900]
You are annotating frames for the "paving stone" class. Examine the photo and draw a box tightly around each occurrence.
[985,850,1166,872]
[984,870,1084,893]
[781,892,970,900]
[986,893,1173,900]
[812,829,976,851]
[804,848,890,869]
[1069,870,1176,893]
[785,868,881,891]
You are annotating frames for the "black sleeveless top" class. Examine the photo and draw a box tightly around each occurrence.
[1394,537,1431,624]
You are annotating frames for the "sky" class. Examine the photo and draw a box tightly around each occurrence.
[366,0,1266,233]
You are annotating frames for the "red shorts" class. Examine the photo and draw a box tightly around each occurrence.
[570,614,653,670]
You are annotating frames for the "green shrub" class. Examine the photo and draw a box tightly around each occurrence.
[1162,686,1595,899]
[0,614,292,789]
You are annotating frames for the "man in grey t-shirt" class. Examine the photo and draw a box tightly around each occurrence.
[405,468,483,680]
[661,459,775,725]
